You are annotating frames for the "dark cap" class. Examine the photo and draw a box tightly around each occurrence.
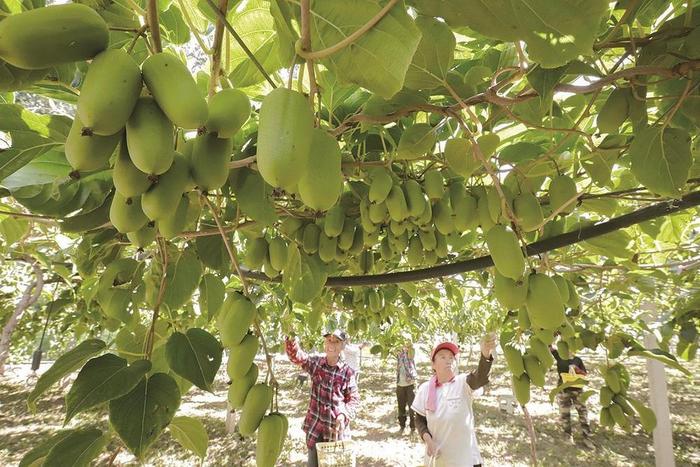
[323,329,347,341]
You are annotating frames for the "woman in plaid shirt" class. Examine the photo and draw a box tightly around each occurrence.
[285,329,360,467]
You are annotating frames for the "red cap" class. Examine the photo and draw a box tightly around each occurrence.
[431,342,459,361]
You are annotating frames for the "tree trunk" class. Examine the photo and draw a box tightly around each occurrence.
[0,261,43,376]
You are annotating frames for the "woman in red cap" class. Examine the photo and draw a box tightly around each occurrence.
[411,333,497,467]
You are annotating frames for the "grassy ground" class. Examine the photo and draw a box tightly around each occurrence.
[0,347,698,466]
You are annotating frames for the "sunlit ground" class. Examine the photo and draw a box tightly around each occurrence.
[1,346,698,466]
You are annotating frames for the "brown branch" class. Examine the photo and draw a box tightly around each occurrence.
[200,193,250,296]
[299,0,318,110]
[147,0,162,53]
[295,0,399,61]
[209,0,229,96]
[331,61,700,136]
[144,238,168,359]
[127,24,149,54]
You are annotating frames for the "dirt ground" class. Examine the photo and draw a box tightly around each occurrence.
[1,346,698,466]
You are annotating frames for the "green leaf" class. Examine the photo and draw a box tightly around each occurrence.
[498,142,544,164]
[2,150,72,190]
[65,354,152,423]
[583,229,633,259]
[230,167,278,227]
[526,64,569,107]
[445,0,610,68]
[169,416,209,459]
[43,428,110,467]
[160,5,191,45]
[109,373,181,459]
[310,0,421,98]
[165,328,222,392]
[579,198,618,217]
[0,140,64,185]
[27,339,106,412]
[270,0,298,66]
[658,213,690,244]
[627,348,691,376]
[227,0,284,87]
[283,244,328,304]
[199,273,225,322]
[630,126,692,197]
[404,15,455,90]
[19,430,74,467]
[162,248,203,311]
[548,378,588,402]
[581,151,617,187]
[0,104,71,140]
[362,88,429,119]
[195,224,230,272]
[0,215,29,248]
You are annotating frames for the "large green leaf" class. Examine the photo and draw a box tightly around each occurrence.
[199,273,225,322]
[43,428,110,467]
[109,373,181,459]
[0,104,71,140]
[310,0,421,98]
[270,0,298,66]
[65,353,152,423]
[0,215,29,249]
[627,348,691,376]
[169,416,209,459]
[165,328,222,392]
[414,0,610,68]
[160,5,191,45]
[27,339,107,412]
[582,229,634,259]
[227,0,284,87]
[630,126,692,197]
[2,150,72,190]
[526,64,569,107]
[162,248,203,311]
[404,15,455,90]
[19,430,74,467]
[195,224,230,272]
[283,244,328,304]
[0,141,64,186]
[230,167,278,227]
[582,150,617,187]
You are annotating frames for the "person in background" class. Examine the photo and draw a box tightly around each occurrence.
[550,344,592,447]
[396,338,418,436]
[412,334,496,467]
[342,339,364,384]
[285,329,360,467]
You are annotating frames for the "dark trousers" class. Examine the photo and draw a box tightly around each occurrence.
[396,384,415,429]
[558,388,591,436]
[307,446,318,467]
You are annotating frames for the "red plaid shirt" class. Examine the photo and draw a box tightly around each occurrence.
[285,337,360,449]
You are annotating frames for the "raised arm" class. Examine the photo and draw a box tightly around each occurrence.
[285,336,315,374]
[467,333,496,390]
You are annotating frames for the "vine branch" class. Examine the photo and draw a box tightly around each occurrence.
[209,0,229,96]
[294,0,399,61]
[147,0,162,53]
